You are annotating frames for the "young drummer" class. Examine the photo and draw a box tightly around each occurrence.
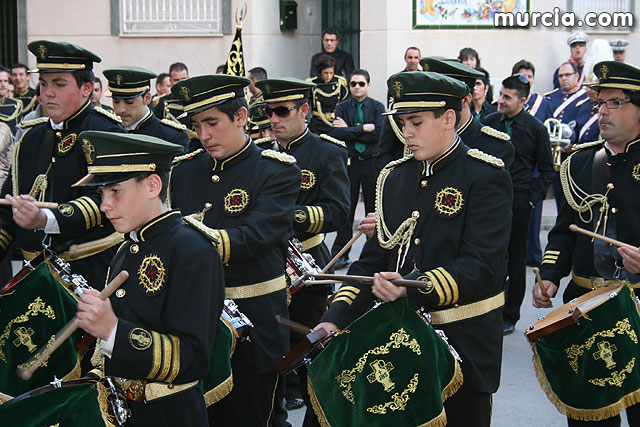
[74,131,225,426]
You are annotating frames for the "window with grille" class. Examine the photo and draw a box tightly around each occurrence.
[567,0,635,32]
[120,0,222,36]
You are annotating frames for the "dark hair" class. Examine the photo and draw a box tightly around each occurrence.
[169,62,188,75]
[350,69,370,83]
[134,171,169,203]
[622,90,640,108]
[0,66,9,76]
[512,59,535,76]
[458,48,480,66]
[559,61,579,74]
[248,67,267,81]
[93,76,102,89]
[404,46,421,57]
[10,63,28,73]
[35,84,40,97]
[322,27,340,39]
[216,64,226,74]
[502,75,530,100]
[72,69,95,88]
[156,72,170,85]
[213,96,249,121]
[432,108,461,126]
[316,55,336,73]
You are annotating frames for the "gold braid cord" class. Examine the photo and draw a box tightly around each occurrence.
[0,101,22,123]
[560,153,613,235]
[375,155,417,271]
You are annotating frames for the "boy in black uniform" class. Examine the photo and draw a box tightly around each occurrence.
[256,77,350,426]
[316,71,513,427]
[103,66,189,153]
[75,131,224,427]
[169,75,301,425]
[1,40,124,287]
[534,61,640,426]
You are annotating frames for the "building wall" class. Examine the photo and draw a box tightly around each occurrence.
[24,0,639,106]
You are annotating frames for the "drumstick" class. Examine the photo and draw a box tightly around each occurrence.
[0,391,14,403]
[532,267,548,298]
[0,199,59,209]
[275,315,312,336]
[16,271,129,381]
[68,233,124,259]
[569,224,639,251]
[321,230,364,274]
[309,273,431,289]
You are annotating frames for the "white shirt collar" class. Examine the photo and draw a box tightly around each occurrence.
[125,107,151,131]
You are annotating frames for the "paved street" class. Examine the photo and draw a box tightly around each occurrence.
[284,199,631,426]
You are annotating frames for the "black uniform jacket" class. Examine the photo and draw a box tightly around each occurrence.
[308,76,349,135]
[14,86,38,117]
[0,101,124,286]
[130,110,189,154]
[458,115,515,169]
[170,140,301,372]
[329,96,385,159]
[0,97,21,134]
[282,128,349,266]
[540,138,640,301]
[322,139,513,393]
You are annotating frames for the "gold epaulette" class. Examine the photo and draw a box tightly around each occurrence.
[94,105,122,124]
[382,153,414,171]
[183,215,220,244]
[253,137,275,145]
[467,148,505,168]
[172,148,204,165]
[336,75,348,87]
[571,140,603,152]
[576,97,590,107]
[160,118,187,131]
[261,149,296,164]
[480,126,510,141]
[19,116,49,128]
[320,133,346,148]
[305,77,316,83]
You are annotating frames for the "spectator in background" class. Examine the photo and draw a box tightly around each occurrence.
[329,69,384,269]
[403,46,421,71]
[553,31,588,89]
[471,70,496,123]
[90,77,113,111]
[155,72,171,96]
[154,62,190,119]
[307,55,348,135]
[247,66,268,107]
[459,47,493,103]
[0,66,21,135]
[11,63,37,117]
[310,28,355,79]
[610,39,629,62]
[169,62,189,85]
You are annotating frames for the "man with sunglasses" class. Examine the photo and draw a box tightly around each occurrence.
[533,61,640,426]
[169,75,301,426]
[256,77,349,427]
[328,69,384,270]
[483,74,554,336]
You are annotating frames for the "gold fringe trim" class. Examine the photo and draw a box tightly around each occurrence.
[306,359,463,427]
[96,381,118,427]
[203,375,233,407]
[531,342,640,421]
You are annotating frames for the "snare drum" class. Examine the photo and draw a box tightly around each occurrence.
[527,283,640,421]
[286,238,321,294]
[0,250,93,397]
[0,377,130,426]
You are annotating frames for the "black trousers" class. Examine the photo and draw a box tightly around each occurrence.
[208,341,279,426]
[503,203,533,325]
[130,386,207,427]
[444,390,492,427]
[567,402,640,426]
[331,157,377,258]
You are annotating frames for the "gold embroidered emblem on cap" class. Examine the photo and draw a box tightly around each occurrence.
[129,328,152,350]
[58,204,74,217]
[392,81,403,99]
[600,64,609,79]
[115,74,123,85]
[632,164,640,182]
[434,187,464,216]
[38,45,47,60]
[295,209,307,223]
[82,138,95,164]
[57,133,77,154]
[224,188,250,214]
[180,86,191,102]
[138,254,165,293]
[300,169,316,190]
[263,83,271,95]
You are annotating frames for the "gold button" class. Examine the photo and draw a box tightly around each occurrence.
[167,383,174,389]
[421,181,428,188]
[414,238,421,245]
[611,207,618,214]
[412,211,420,219]
[211,175,220,183]
[56,132,62,137]
[115,289,126,298]
[130,244,139,254]
[204,203,213,210]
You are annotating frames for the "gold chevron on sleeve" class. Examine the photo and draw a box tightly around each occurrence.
[437,267,458,305]
[426,270,446,306]
[166,335,181,383]
[156,334,173,382]
[0,229,13,250]
[71,198,92,229]
[147,331,162,380]
[80,196,102,226]
[542,250,560,265]
[212,229,231,264]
